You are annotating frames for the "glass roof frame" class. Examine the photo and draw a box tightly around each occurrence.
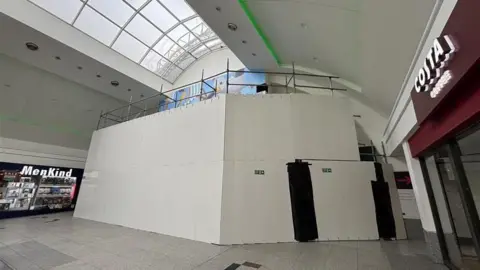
[28,0,226,84]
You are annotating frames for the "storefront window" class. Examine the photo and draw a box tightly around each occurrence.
[458,128,480,218]
[420,128,480,268]
[0,162,84,217]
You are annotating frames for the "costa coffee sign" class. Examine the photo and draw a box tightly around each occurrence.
[414,35,457,98]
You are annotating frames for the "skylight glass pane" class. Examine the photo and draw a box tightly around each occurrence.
[165,66,183,82]
[177,55,195,69]
[30,0,83,23]
[159,0,195,20]
[184,17,202,30]
[74,6,120,45]
[168,25,189,42]
[153,36,185,62]
[205,39,222,50]
[192,45,209,58]
[167,48,186,62]
[126,15,161,46]
[112,31,148,62]
[180,36,201,51]
[125,0,148,9]
[154,36,175,55]
[88,0,134,26]
[141,51,168,74]
[141,1,177,32]
[191,24,207,36]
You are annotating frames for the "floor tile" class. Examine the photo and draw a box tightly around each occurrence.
[52,261,98,270]
[0,247,42,270]
[0,213,451,270]
[7,240,76,269]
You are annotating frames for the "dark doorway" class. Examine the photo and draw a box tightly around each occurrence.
[371,180,397,239]
[286,160,318,242]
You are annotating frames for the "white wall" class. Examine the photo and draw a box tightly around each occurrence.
[77,94,379,244]
[173,49,244,88]
[223,94,360,162]
[219,95,377,244]
[267,74,408,164]
[0,137,87,168]
[399,190,421,219]
[310,161,379,241]
[75,96,226,244]
[0,53,130,150]
[220,160,295,244]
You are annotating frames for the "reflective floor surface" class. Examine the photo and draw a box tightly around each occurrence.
[0,212,448,269]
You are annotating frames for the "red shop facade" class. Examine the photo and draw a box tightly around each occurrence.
[408,0,480,268]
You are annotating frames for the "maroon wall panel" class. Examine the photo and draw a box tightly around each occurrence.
[409,0,480,156]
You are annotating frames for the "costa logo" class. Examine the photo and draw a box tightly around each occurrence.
[414,35,457,97]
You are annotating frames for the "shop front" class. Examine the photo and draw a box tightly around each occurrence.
[408,0,480,268]
[0,162,84,219]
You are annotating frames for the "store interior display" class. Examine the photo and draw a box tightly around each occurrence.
[32,177,76,210]
[0,163,83,214]
[0,172,36,211]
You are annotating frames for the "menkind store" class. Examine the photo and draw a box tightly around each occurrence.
[408,0,480,268]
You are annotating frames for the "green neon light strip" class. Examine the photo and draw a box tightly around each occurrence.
[238,0,281,65]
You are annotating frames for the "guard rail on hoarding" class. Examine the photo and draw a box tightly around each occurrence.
[97,60,346,130]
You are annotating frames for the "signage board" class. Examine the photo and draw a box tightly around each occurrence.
[414,35,457,98]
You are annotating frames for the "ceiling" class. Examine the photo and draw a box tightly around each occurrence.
[188,0,438,114]
[27,0,226,83]
[0,12,162,105]
[0,53,132,150]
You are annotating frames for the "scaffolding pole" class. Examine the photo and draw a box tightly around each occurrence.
[292,62,297,93]
[200,69,204,101]
[97,110,103,130]
[226,58,230,94]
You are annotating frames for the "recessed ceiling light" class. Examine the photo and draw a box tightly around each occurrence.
[242,40,247,44]
[227,23,238,31]
[252,53,257,56]
[127,88,131,92]
[26,42,39,51]
[54,56,61,60]
[77,66,83,70]
[96,74,102,78]
[216,6,221,12]
[111,81,119,87]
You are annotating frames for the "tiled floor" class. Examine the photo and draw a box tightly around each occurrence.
[0,212,448,270]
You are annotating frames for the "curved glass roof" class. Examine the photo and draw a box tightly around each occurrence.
[29,0,226,83]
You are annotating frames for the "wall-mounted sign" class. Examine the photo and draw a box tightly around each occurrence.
[254,170,265,175]
[322,168,332,173]
[414,35,457,98]
[20,166,73,177]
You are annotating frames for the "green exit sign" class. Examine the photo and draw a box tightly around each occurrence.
[254,170,265,175]
[322,168,332,173]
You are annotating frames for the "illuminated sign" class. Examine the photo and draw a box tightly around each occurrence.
[414,35,457,98]
[20,166,73,177]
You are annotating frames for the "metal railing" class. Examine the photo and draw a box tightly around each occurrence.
[97,60,347,130]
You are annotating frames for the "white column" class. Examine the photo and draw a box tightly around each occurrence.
[402,142,436,232]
